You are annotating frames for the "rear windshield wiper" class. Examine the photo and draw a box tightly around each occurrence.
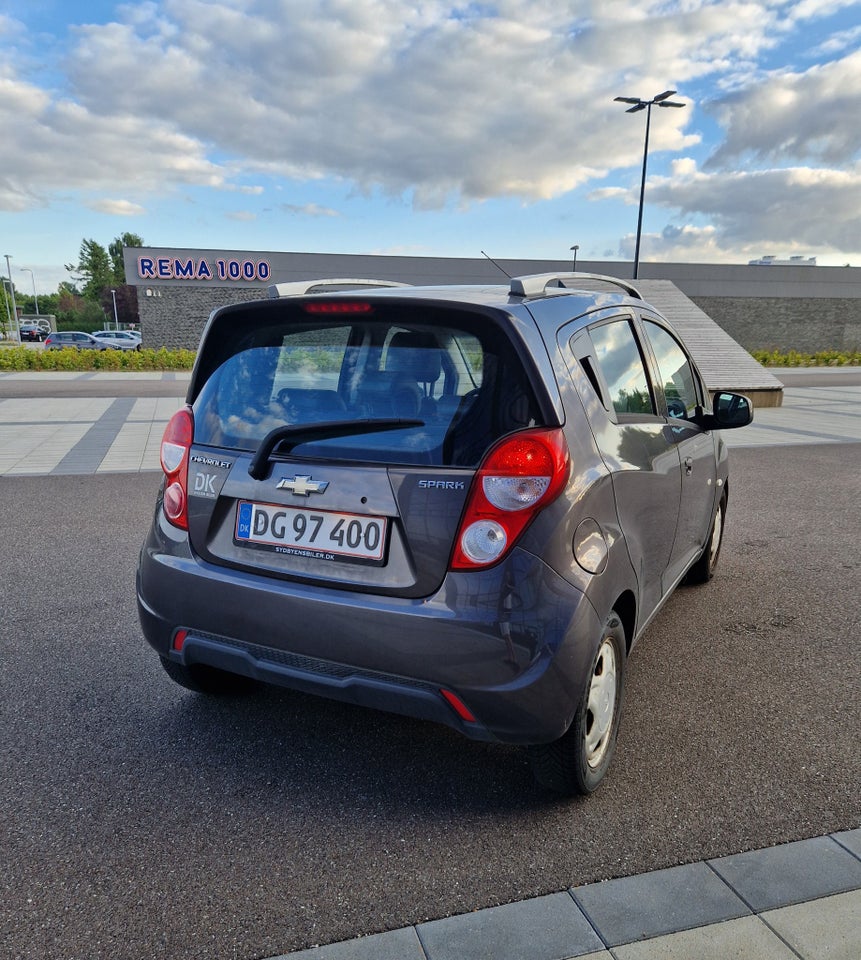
[248,418,424,480]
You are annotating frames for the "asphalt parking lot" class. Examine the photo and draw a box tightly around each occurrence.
[1,435,859,960]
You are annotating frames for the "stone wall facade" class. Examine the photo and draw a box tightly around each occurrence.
[691,297,861,353]
[139,286,268,350]
[131,250,861,354]
[140,286,861,355]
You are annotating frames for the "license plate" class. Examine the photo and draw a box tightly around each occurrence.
[235,500,387,563]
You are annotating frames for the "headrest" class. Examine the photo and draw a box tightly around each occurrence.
[385,331,442,383]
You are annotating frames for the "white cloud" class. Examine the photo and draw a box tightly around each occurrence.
[87,199,146,215]
[281,203,341,218]
[1,0,860,264]
[603,157,861,255]
[707,50,861,167]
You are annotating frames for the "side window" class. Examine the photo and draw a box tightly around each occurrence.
[642,321,700,419]
[589,319,655,416]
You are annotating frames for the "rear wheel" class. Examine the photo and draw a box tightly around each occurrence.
[159,656,256,695]
[684,491,726,585]
[528,613,625,795]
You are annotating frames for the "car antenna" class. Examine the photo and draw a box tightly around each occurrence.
[481,250,512,278]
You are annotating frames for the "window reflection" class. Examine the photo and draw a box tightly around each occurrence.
[590,321,654,415]
[643,321,699,418]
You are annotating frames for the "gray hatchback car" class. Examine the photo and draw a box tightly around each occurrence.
[137,273,752,794]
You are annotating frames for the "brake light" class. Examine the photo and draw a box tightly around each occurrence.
[160,406,193,530]
[451,428,570,570]
[302,301,373,314]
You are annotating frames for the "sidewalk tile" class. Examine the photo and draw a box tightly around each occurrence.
[571,862,749,947]
[270,925,426,960]
[416,893,603,960]
[612,916,797,960]
[708,836,861,913]
[832,828,861,860]
[763,890,861,960]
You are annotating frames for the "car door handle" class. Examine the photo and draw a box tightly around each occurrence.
[684,456,693,476]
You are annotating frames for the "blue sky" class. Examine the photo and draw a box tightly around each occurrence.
[1,0,860,293]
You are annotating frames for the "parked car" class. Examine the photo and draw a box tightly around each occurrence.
[19,322,49,342]
[92,330,141,351]
[44,331,105,350]
[137,273,752,795]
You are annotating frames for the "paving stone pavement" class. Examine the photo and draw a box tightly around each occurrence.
[274,831,861,960]
[2,372,860,477]
[2,370,859,960]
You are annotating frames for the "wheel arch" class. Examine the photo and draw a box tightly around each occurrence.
[612,589,637,655]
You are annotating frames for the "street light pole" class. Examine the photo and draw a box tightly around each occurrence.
[1,278,12,332]
[570,245,579,272]
[20,267,39,315]
[111,289,119,329]
[614,90,686,280]
[4,254,21,341]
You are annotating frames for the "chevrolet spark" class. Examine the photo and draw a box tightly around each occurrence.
[137,273,752,794]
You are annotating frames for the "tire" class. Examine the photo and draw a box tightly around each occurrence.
[159,656,256,695]
[684,491,726,585]
[528,613,626,795]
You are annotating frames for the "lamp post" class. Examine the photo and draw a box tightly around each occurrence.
[1,278,12,333]
[614,90,686,280]
[111,289,119,329]
[20,267,39,315]
[570,245,579,272]
[4,254,20,341]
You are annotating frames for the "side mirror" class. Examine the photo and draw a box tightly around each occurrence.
[698,391,753,430]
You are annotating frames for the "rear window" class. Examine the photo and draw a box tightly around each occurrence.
[192,303,541,467]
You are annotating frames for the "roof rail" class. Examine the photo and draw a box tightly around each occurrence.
[509,273,643,300]
[268,278,412,298]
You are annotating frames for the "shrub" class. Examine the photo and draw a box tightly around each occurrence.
[752,349,861,367]
[0,345,196,371]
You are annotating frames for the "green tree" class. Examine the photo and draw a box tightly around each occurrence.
[65,239,113,301]
[109,232,144,285]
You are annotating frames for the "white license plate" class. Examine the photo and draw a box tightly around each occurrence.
[235,500,386,563]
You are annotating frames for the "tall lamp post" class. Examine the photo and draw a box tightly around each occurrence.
[4,254,20,341]
[614,90,686,280]
[1,278,13,332]
[111,289,119,329]
[570,244,579,272]
[20,267,39,315]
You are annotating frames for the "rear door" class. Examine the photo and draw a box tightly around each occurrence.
[564,314,683,621]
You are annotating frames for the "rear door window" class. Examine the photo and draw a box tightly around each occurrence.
[192,305,539,468]
[588,319,656,417]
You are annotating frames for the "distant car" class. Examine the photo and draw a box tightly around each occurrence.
[44,331,105,350]
[19,323,49,342]
[138,272,753,796]
[92,330,141,351]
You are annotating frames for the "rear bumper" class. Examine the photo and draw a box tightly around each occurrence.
[137,523,602,745]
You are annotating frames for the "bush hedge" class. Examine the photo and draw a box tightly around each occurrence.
[750,349,861,367]
[0,346,196,371]
[1,344,859,372]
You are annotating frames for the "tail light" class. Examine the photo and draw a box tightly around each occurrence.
[451,427,570,570]
[160,406,193,530]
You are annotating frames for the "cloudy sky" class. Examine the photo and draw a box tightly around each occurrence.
[1,0,860,293]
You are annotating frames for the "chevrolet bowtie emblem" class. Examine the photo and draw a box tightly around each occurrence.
[276,475,330,496]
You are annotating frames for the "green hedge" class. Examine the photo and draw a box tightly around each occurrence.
[2,344,859,372]
[0,346,196,371]
[750,349,861,367]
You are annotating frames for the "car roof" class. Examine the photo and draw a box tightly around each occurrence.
[266,272,643,313]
